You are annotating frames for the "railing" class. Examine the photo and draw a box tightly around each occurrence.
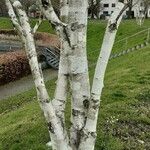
[113,28,150,53]
[88,27,150,57]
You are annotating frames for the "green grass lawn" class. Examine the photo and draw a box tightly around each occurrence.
[0,17,55,33]
[0,18,150,150]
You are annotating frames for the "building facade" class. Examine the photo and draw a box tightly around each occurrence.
[100,0,150,18]
[100,0,118,17]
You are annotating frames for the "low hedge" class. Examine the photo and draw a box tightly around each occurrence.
[0,51,30,85]
[0,29,60,85]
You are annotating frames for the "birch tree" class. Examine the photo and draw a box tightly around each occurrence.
[5,0,129,149]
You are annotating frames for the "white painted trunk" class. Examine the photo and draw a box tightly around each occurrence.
[79,2,125,150]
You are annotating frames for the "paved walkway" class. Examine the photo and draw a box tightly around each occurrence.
[0,69,57,100]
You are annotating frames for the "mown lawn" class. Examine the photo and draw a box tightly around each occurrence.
[0,18,150,150]
[0,17,54,33]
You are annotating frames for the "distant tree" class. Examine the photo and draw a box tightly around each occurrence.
[127,0,133,19]
[88,0,103,19]
[0,0,8,16]
[20,0,36,14]
[143,0,150,18]
[120,0,142,19]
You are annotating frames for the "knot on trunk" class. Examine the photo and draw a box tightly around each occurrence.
[72,109,85,117]
[83,99,90,109]
[71,22,85,31]
[41,0,49,9]
[47,122,55,134]
[109,22,117,31]
[81,129,97,140]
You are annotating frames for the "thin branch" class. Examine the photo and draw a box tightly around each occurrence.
[32,12,43,34]
[132,0,141,7]
[60,0,69,23]
[109,1,132,31]
[79,2,126,150]
[38,0,67,27]
[5,0,25,42]
[52,0,70,124]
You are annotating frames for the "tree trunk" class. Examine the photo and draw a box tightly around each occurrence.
[6,1,71,150]
[79,2,125,150]
[67,1,91,149]
[6,0,128,149]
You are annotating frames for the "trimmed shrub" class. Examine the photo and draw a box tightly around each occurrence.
[0,51,30,85]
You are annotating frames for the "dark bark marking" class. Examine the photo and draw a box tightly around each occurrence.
[41,0,49,9]
[71,22,85,31]
[47,122,55,134]
[109,23,117,31]
[91,98,100,110]
[83,99,90,109]
[72,109,85,117]
[63,26,71,47]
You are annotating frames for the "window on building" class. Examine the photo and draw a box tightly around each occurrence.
[103,11,109,16]
[104,4,109,7]
[112,3,116,7]
[140,2,143,7]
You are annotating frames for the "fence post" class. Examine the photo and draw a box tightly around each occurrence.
[147,28,150,42]
[125,37,128,50]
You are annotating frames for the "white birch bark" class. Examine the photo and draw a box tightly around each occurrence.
[37,1,72,149]
[38,0,66,27]
[6,0,129,149]
[67,1,91,149]
[60,0,69,23]
[79,2,125,150]
[6,1,71,150]
[51,0,71,148]
[38,1,91,149]
[52,0,69,125]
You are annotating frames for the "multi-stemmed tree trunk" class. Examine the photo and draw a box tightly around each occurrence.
[6,0,71,150]
[5,0,128,149]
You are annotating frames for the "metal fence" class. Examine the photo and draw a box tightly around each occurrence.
[88,27,150,57]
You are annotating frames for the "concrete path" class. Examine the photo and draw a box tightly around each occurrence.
[0,69,57,100]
